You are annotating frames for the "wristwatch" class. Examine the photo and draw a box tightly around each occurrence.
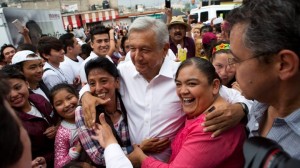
[238,102,249,124]
[239,102,249,116]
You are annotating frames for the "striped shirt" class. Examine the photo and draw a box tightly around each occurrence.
[247,101,300,159]
[75,99,132,166]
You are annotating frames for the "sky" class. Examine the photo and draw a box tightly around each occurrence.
[117,0,190,7]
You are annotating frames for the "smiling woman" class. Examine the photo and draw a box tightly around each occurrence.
[74,56,132,167]
[0,64,58,167]
[0,72,32,168]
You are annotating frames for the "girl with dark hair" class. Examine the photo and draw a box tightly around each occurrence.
[1,65,58,167]
[50,83,82,168]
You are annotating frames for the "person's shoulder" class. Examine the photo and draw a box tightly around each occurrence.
[185,36,194,42]
[117,60,134,70]
[77,56,84,63]
[43,68,58,77]
[29,93,52,110]
[60,57,72,67]
[43,64,57,76]
[164,58,180,70]
[29,93,47,101]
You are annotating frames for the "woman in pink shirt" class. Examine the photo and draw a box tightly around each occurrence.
[93,57,246,168]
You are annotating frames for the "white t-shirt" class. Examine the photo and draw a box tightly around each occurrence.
[60,55,84,84]
[43,62,68,90]
[27,105,43,118]
[31,87,49,102]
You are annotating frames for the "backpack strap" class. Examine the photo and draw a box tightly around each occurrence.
[43,68,54,73]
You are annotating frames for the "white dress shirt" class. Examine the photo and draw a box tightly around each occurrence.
[118,58,185,162]
[104,144,133,168]
[79,51,113,84]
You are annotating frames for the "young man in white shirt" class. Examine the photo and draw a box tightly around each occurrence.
[59,33,83,90]
[38,36,68,90]
[79,25,114,84]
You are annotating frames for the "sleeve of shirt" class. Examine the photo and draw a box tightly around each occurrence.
[75,107,105,165]
[79,83,91,100]
[219,85,253,110]
[43,73,64,90]
[54,126,73,168]
[79,63,88,84]
[104,143,133,168]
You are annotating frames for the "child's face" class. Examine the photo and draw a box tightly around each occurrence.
[53,89,78,122]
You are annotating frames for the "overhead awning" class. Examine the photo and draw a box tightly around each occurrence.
[62,14,82,29]
[81,10,119,24]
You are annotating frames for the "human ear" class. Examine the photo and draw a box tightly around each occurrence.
[276,50,299,80]
[212,79,221,95]
[115,77,120,89]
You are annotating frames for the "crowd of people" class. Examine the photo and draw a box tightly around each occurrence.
[0,0,299,167]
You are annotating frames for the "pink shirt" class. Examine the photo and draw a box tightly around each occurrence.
[54,121,79,168]
[142,113,245,168]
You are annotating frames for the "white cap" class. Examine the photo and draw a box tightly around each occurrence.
[11,50,42,64]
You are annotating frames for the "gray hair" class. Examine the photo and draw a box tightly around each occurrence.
[227,0,300,62]
[128,17,169,48]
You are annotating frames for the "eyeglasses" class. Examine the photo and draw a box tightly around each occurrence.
[227,54,263,67]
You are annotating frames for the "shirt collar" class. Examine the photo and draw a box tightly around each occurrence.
[283,108,300,136]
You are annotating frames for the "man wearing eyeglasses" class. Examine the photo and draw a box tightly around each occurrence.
[227,0,300,159]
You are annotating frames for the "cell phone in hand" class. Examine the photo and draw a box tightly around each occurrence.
[165,0,171,8]
[12,19,24,33]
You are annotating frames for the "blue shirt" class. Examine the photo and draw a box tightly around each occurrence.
[247,101,300,159]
